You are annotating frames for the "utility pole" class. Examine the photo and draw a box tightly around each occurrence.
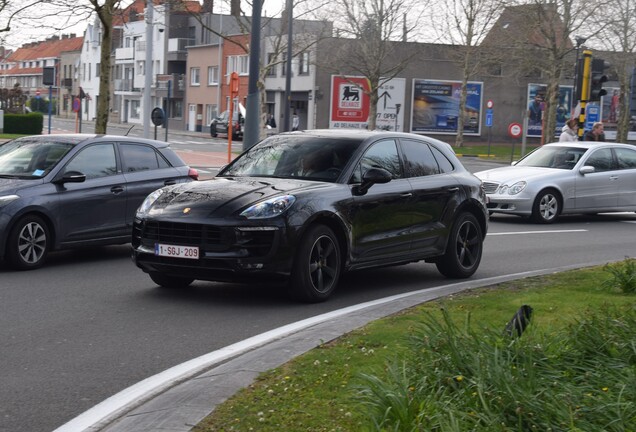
[143,0,154,139]
[242,0,262,150]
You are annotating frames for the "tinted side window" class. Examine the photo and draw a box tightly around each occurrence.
[64,143,117,179]
[120,143,169,172]
[585,148,614,172]
[430,145,454,173]
[401,139,439,177]
[352,139,401,182]
[615,147,636,169]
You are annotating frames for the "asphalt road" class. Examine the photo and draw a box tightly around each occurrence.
[2,123,635,431]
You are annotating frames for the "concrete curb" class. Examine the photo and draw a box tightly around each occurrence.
[54,261,611,432]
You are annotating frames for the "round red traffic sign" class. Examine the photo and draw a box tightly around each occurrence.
[508,122,522,138]
[486,99,494,109]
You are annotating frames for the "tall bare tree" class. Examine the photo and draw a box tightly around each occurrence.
[185,0,332,138]
[497,0,607,143]
[0,1,46,38]
[316,0,425,130]
[596,0,636,142]
[429,0,504,147]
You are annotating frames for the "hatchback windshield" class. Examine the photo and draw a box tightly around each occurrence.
[219,135,360,182]
[515,146,588,170]
[0,139,74,178]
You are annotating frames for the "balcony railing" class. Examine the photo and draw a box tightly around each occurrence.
[168,38,194,53]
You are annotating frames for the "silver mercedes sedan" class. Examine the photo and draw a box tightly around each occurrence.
[474,142,636,223]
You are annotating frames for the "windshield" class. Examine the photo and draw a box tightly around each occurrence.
[515,146,588,170]
[0,139,74,178]
[219,134,361,182]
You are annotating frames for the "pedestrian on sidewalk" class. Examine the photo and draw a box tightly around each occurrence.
[559,119,578,142]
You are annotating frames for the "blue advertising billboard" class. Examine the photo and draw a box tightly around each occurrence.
[411,79,483,136]
[527,83,574,138]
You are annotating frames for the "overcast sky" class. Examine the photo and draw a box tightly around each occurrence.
[1,0,288,51]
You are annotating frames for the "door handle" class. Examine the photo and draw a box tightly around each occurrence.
[609,175,618,181]
[400,192,413,198]
[446,187,460,193]
[111,186,124,194]
[164,180,177,186]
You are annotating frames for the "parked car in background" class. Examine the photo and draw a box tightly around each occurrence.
[475,142,636,223]
[132,129,488,302]
[210,105,245,140]
[0,134,198,270]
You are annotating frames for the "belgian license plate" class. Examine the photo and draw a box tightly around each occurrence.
[155,243,199,260]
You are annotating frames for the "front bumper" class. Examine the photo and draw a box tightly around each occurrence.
[485,194,534,216]
[131,217,297,282]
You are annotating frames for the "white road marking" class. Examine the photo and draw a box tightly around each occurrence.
[488,229,587,236]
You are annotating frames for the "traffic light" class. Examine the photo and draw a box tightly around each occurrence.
[589,59,609,101]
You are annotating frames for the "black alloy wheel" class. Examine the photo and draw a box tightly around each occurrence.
[436,212,483,278]
[289,224,341,303]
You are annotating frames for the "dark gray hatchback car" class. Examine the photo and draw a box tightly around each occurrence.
[0,134,198,270]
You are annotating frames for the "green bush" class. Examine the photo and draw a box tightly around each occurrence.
[2,112,43,134]
[603,257,636,294]
[356,306,636,431]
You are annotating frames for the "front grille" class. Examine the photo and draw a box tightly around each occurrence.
[133,219,278,258]
[481,181,499,194]
[145,221,220,244]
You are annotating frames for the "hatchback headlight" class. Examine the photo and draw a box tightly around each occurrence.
[136,189,166,217]
[240,195,296,219]
[499,181,527,195]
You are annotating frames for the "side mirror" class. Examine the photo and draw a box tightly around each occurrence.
[353,167,392,196]
[579,166,595,175]
[52,170,87,184]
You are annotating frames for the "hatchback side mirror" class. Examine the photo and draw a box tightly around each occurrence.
[353,167,392,196]
[52,170,87,184]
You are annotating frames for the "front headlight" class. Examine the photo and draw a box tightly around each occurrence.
[0,194,19,209]
[240,195,296,219]
[499,181,527,195]
[136,189,166,217]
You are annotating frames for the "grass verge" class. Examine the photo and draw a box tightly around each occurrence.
[453,144,541,162]
[194,263,636,431]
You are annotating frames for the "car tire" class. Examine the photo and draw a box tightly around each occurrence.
[7,215,50,270]
[436,212,483,279]
[531,188,561,224]
[149,272,194,288]
[289,224,341,303]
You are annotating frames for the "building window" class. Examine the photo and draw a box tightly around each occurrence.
[239,55,249,75]
[96,63,100,78]
[206,104,218,124]
[191,67,200,86]
[299,51,310,75]
[281,54,290,76]
[131,100,141,119]
[228,55,249,76]
[207,66,218,85]
[266,53,276,77]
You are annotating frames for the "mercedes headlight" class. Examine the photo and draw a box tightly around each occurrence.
[240,195,296,219]
[499,181,527,195]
